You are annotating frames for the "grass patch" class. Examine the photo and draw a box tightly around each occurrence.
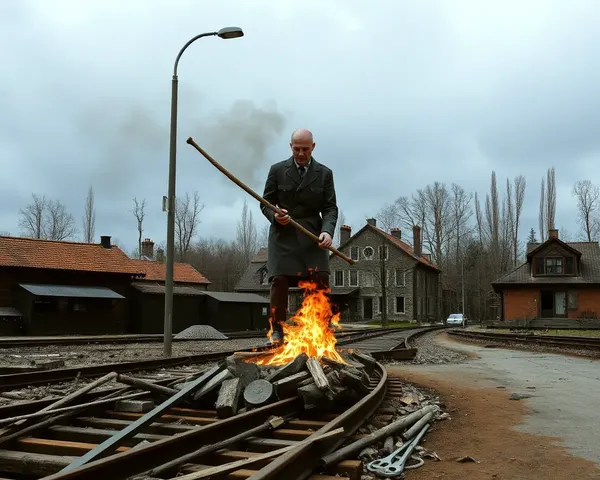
[491,328,600,337]
[367,321,414,328]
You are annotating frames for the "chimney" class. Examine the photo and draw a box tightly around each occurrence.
[141,238,155,259]
[340,225,351,245]
[390,228,401,240]
[366,218,377,227]
[549,229,559,240]
[155,248,165,263]
[412,225,422,257]
[100,235,111,249]
[423,253,432,262]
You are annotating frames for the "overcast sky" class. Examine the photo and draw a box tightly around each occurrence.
[2,0,600,254]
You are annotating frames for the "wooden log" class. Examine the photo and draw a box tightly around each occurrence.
[193,368,232,401]
[214,377,242,418]
[243,380,275,409]
[0,449,73,476]
[225,355,260,388]
[265,353,309,383]
[338,369,370,395]
[298,383,331,410]
[320,405,437,467]
[306,357,329,391]
[272,371,311,398]
[116,374,178,397]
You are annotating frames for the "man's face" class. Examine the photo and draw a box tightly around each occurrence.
[290,138,315,166]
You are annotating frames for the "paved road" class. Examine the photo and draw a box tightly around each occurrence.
[400,335,600,466]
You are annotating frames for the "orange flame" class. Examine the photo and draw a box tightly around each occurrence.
[253,280,345,366]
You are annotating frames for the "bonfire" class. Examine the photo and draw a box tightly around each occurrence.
[253,280,345,366]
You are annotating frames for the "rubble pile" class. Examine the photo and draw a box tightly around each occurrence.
[172,350,378,417]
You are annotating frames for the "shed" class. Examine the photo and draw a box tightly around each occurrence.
[200,291,270,332]
[0,307,24,335]
[14,283,126,335]
[130,283,205,334]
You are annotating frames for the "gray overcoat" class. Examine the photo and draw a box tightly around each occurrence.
[261,156,338,280]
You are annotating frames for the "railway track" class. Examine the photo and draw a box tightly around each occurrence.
[448,329,600,351]
[0,327,438,392]
[0,361,390,479]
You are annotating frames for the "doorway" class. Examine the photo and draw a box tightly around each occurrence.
[363,298,373,320]
[540,290,567,318]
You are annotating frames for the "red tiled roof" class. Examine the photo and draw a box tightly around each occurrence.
[375,227,441,271]
[129,259,210,284]
[0,236,145,275]
[251,247,268,263]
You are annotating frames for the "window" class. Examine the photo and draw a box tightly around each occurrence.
[350,246,360,261]
[262,307,268,316]
[534,256,573,275]
[395,296,405,314]
[363,246,374,260]
[260,269,269,285]
[565,257,574,274]
[545,257,562,274]
[349,270,359,287]
[394,268,406,286]
[363,271,374,287]
[334,271,344,287]
[568,291,578,309]
[378,245,389,260]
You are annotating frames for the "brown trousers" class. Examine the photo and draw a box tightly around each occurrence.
[270,271,330,326]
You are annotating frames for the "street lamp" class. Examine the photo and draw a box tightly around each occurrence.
[164,26,244,357]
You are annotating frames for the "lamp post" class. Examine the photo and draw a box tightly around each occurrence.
[164,26,244,357]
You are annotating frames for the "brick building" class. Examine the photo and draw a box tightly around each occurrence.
[492,229,600,324]
[329,219,442,323]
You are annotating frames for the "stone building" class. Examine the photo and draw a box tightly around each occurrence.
[329,219,442,323]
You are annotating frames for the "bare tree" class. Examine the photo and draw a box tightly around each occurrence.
[513,175,526,265]
[175,191,204,262]
[83,185,96,243]
[132,198,146,259]
[258,223,270,248]
[572,180,600,242]
[538,177,546,242]
[546,167,556,234]
[450,183,473,263]
[236,199,258,264]
[376,203,400,232]
[18,194,76,240]
[18,194,46,239]
[47,199,77,240]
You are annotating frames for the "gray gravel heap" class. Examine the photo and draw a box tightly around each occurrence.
[174,325,229,340]
[408,330,471,365]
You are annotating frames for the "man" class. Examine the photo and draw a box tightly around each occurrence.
[260,128,339,344]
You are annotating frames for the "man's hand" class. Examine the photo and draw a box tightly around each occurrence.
[274,208,291,226]
[318,232,332,249]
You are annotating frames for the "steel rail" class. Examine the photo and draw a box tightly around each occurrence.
[448,329,600,351]
[0,327,439,392]
[246,362,388,480]
[38,363,388,480]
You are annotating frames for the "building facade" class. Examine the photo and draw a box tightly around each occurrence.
[329,219,442,323]
[492,229,600,324]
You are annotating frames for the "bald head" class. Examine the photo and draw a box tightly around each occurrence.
[290,128,315,166]
[291,128,314,143]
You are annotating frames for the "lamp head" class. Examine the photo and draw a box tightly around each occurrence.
[217,27,244,39]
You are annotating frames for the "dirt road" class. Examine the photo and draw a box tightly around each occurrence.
[388,333,600,480]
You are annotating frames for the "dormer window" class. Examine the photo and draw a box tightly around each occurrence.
[534,255,575,276]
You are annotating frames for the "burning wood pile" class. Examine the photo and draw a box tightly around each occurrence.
[186,281,377,416]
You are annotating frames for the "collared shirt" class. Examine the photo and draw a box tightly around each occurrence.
[294,159,311,178]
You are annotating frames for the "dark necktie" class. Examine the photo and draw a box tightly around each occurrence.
[298,166,305,178]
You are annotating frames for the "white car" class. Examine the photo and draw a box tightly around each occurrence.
[446,313,467,327]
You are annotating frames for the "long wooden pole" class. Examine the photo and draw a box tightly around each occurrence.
[186,137,354,265]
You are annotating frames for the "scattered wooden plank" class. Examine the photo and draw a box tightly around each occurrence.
[306,358,329,391]
[215,377,242,418]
